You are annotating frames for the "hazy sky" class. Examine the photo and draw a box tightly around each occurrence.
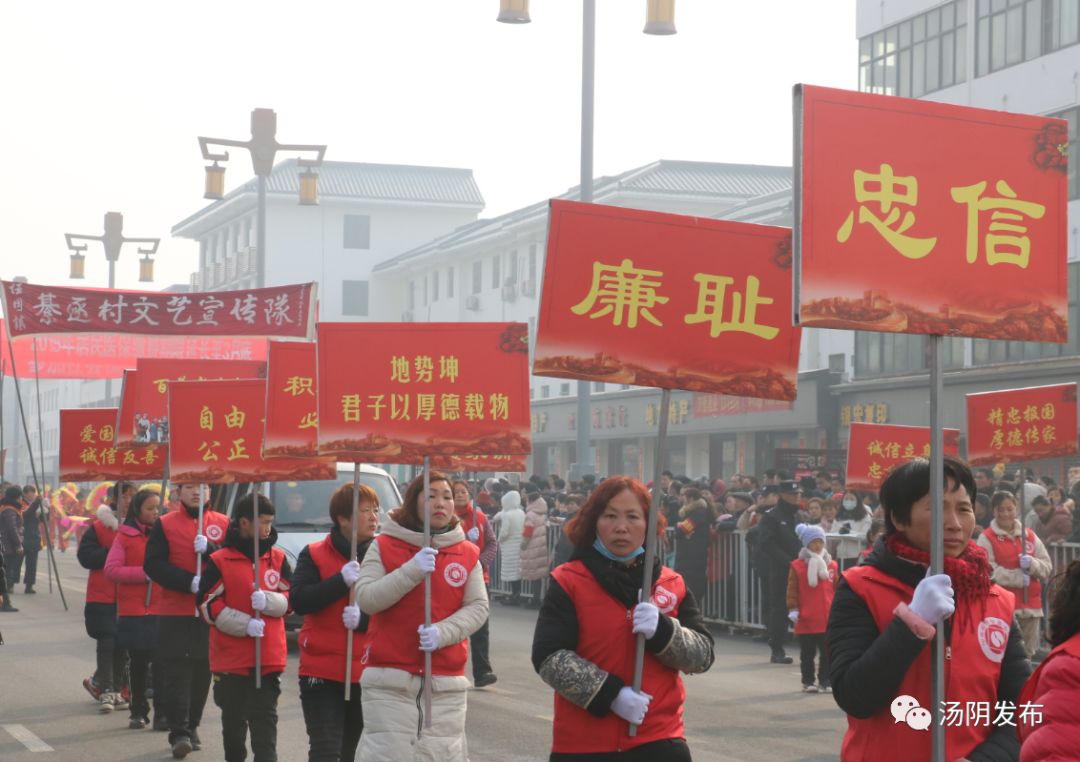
[1,1,856,291]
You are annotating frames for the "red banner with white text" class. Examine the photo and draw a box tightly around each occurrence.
[966,384,1078,466]
[60,408,166,482]
[845,422,961,492]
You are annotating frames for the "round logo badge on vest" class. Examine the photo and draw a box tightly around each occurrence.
[205,523,224,543]
[1024,537,1035,555]
[978,616,1010,663]
[651,585,677,614]
[443,562,468,588]
[263,569,281,590]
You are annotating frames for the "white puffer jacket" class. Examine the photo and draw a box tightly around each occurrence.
[495,491,525,582]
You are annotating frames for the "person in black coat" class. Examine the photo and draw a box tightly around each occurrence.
[0,486,24,594]
[827,457,1029,762]
[0,541,14,613]
[673,488,713,610]
[21,485,42,594]
[756,480,803,663]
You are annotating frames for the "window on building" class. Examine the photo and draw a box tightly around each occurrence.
[855,331,965,377]
[560,383,571,396]
[859,1,967,96]
[593,382,605,393]
[975,0,1080,76]
[528,244,538,285]
[343,215,371,250]
[491,255,501,289]
[341,280,370,317]
[432,271,440,302]
[1050,105,1079,199]
[447,267,455,298]
[408,281,416,311]
[472,261,482,295]
[423,277,429,306]
[509,250,519,284]
[541,385,551,399]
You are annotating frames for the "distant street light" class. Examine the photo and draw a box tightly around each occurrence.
[65,211,161,289]
[197,108,327,287]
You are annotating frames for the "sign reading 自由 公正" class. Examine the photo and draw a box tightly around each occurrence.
[795,84,1068,341]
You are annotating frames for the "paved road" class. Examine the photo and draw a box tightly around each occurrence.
[0,551,846,761]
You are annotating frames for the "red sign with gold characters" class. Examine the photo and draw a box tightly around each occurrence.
[115,358,267,449]
[966,384,1078,466]
[845,422,961,492]
[316,323,531,462]
[264,341,319,458]
[167,378,336,484]
[59,408,165,482]
[534,201,801,400]
[795,84,1068,341]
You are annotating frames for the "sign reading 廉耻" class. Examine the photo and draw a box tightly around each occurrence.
[534,201,801,400]
[966,384,1078,466]
[316,323,532,463]
[795,85,1068,341]
[845,422,961,492]
[59,408,165,482]
[168,378,336,484]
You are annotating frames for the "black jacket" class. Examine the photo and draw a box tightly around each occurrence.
[22,499,42,546]
[77,515,115,571]
[755,499,801,578]
[827,537,1029,762]
[290,527,371,631]
[673,500,712,577]
[144,505,222,596]
[0,499,23,555]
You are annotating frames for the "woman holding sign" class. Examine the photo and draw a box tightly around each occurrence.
[827,458,1030,762]
[355,471,488,762]
[291,482,380,762]
[531,476,714,761]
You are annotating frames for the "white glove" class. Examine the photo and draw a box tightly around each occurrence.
[342,604,361,631]
[340,560,361,586]
[1019,554,1032,571]
[788,609,799,624]
[190,575,201,594]
[194,534,208,554]
[251,590,267,612]
[610,686,652,725]
[908,572,955,625]
[418,624,440,652]
[411,546,438,575]
[246,617,265,638]
[632,602,660,640]
[466,527,480,542]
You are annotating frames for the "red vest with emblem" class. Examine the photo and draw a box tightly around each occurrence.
[206,545,289,676]
[115,528,159,616]
[153,508,230,616]
[362,533,480,677]
[840,564,1016,762]
[549,561,687,754]
[790,557,838,635]
[85,519,119,605]
[981,526,1043,611]
[299,534,367,683]
[457,504,491,583]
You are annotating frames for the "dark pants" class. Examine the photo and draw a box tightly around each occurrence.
[152,657,164,719]
[159,655,212,744]
[763,571,790,653]
[213,672,281,762]
[550,738,692,761]
[298,676,363,762]
[4,550,21,589]
[508,580,522,602]
[95,636,127,692]
[22,549,37,590]
[128,648,153,719]
[799,633,830,687]
[471,617,493,678]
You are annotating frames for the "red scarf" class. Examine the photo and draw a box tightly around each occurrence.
[886,533,992,633]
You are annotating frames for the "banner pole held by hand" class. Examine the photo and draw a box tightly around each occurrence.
[253,481,262,690]
[344,462,361,700]
[422,456,433,729]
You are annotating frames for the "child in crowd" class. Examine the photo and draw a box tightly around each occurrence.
[786,523,837,693]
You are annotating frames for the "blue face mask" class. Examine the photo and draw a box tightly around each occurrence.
[593,537,645,562]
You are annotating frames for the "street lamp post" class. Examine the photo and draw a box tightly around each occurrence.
[497,0,676,481]
[65,211,161,290]
[198,109,327,288]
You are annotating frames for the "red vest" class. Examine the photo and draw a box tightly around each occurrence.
[457,504,491,583]
[549,561,687,754]
[1017,632,1080,750]
[299,535,367,683]
[981,526,1043,611]
[840,565,1016,762]
[85,519,118,605]
[206,545,289,676]
[361,534,480,677]
[790,557,838,635]
[115,528,160,617]
[153,508,230,616]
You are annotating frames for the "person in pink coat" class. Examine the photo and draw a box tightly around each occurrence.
[1018,558,1080,761]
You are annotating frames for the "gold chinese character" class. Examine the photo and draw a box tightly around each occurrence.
[868,462,883,480]
[886,442,901,459]
[991,429,1005,450]
[200,405,214,431]
[198,440,221,462]
[1043,425,1057,444]
[144,446,157,465]
[1006,407,1021,425]
[1006,429,1023,447]
[1042,404,1056,421]
[852,404,864,423]
[441,394,460,421]
[100,447,116,465]
[1025,426,1041,445]
[645,403,656,427]
[341,394,362,423]
[683,274,779,340]
[679,399,690,422]
[80,425,96,444]
[154,378,168,394]
[80,447,100,465]
[224,405,246,429]
[122,450,138,465]
[99,425,114,441]
[283,376,314,397]
[837,163,937,259]
[868,440,884,457]
[390,394,410,421]
[950,180,1046,268]
[903,443,915,458]
[840,406,852,426]
[489,393,510,421]
[875,403,888,424]
[464,393,485,421]
[367,395,385,421]
[570,258,668,329]
[440,356,459,383]
[227,438,249,461]
[297,411,317,429]
[987,408,1004,427]
[414,356,433,383]
[417,394,436,421]
[1023,405,1040,423]
[921,443,931,457]
[390,356,411,384]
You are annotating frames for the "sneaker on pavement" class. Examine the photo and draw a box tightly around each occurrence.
[802,683,819,693]
[113,692,129,711]
[190,730,201,750]
[474,672,498,688]
[129,716,149,729]
[171,736,193,759]
[83,676,102,702]
[770,651,793,665]
[24,587,35,594]
[99,693,116,713]
[819,683,832,693]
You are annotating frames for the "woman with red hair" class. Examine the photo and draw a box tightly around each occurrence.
[531,476,714,761]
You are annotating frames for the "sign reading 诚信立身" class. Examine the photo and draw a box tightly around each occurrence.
[845,422,960,492]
